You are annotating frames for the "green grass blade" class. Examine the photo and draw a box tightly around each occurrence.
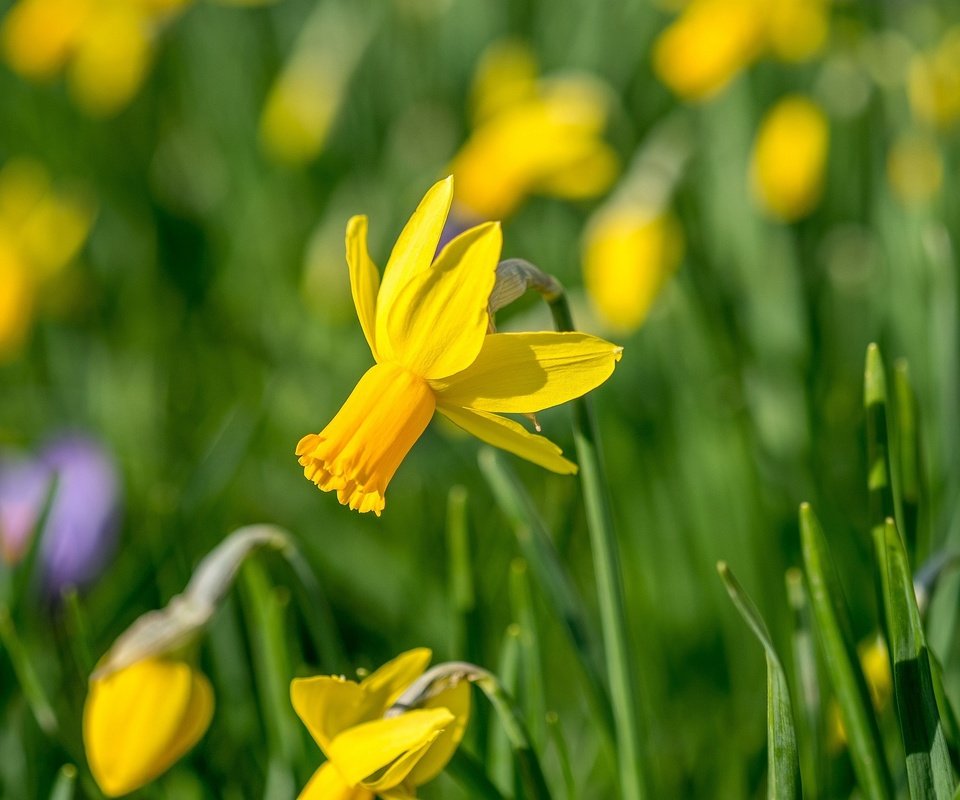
[879,518,956,798]
[893,359,923,560]
[786,567,823,798]
[447,750,507,800]
[48,765,76,800]
[511,559,546,748]
[478,448,614,743]
[718,562,801,799]
[866,343,895,531]
[799,503,893,799]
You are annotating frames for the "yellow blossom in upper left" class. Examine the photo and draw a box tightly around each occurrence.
[297,176,623,515]
[0,158,95,360]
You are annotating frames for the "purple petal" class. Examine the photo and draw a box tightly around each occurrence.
[0,452,52,564]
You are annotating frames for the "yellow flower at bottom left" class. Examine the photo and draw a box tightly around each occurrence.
[83,657,214,797]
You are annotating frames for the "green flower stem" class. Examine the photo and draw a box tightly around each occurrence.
[447,750,507,800]
[547,289,648,800]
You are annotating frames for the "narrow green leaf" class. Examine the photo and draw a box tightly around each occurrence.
[799,503,893,799]
[511,559,546,748]
[489,625,521,795]
[893,359,923,560]
[865,343,895,532]
[48,765,76,800]
[478,448,614,744]
[0,605,58,736]
[879,518,955,799]
[785,568,823,798]
[718,562,800,799]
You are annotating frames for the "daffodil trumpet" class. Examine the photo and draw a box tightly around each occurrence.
[296,176,623,515]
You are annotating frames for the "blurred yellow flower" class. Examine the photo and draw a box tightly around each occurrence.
[751,95,829,221]
[887,132,943,206]
[582,204,683,333]
[653,0,829,101]
[297,176,622,514]
[828,637,891,752]
[259,3,374,165]
[0,158,94,360]
[908,27,960,130]
[1,0,171,115]
[83,657,214,797]
[291,648,469,800]
[449,41,619,219]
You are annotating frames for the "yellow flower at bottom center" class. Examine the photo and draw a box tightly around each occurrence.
[297,363,436,515]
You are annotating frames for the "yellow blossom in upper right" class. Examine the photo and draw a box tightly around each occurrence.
[449,40,619,220]
[653,0,830,102]
[908,27,960,130]
[750,95,829,222]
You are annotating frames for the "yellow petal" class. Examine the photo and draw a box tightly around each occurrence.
[431,332,622,414]
[1,0,91,79]
[83,658,213,797]
[582,206,683,332]
[360,648,432,711]
[405,680,471,786]
[0,245,34,361]
[346,215,380,360]
[469,39,539,123]
[298,762,374,800]
[751,95,828,221]
[381,221,500,380]
[534,141,619,200]
[652,0,765,102]
[375,176,453,333]
[296,362,436,515]
[291,675,368,755]
[67,6,152,116]
[437,405,577,474]
[327,709,454,789]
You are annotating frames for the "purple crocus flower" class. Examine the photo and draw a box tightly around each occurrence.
[38,435,120,594]
[0,452,52,564]
[0,434,120,596]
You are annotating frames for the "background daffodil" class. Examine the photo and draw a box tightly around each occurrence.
[296,176,623,515]
[291,648,470,799]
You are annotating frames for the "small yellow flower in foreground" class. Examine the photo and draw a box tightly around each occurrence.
[297,176,623,515]
[653,0,829,101]
[908,27,960,130]
[582,205,683,333]
[449,41,619,220]
[827,637,891,752]
[83,657,214,797]
[751,95,829,222]
[291,648,469,800]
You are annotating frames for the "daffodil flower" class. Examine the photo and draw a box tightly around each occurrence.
[296,176,623,515]
[291,648,470,800]
[83,657,214,797]
[449,41,619,220]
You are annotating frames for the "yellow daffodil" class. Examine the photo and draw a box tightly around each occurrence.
[582,204,683,333]
[449,41,619,219]
[291,648,470,800]
[296,176,623,515]
[83,657,214,797]
[0,158,94,360]
[750,95,829,222]
[908,27,960,130]
[653,0,829,101]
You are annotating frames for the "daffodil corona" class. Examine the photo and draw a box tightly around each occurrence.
[297,176,622,515]
[291,649,469,799]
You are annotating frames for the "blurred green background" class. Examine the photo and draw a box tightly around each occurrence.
[2,0,960,797]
